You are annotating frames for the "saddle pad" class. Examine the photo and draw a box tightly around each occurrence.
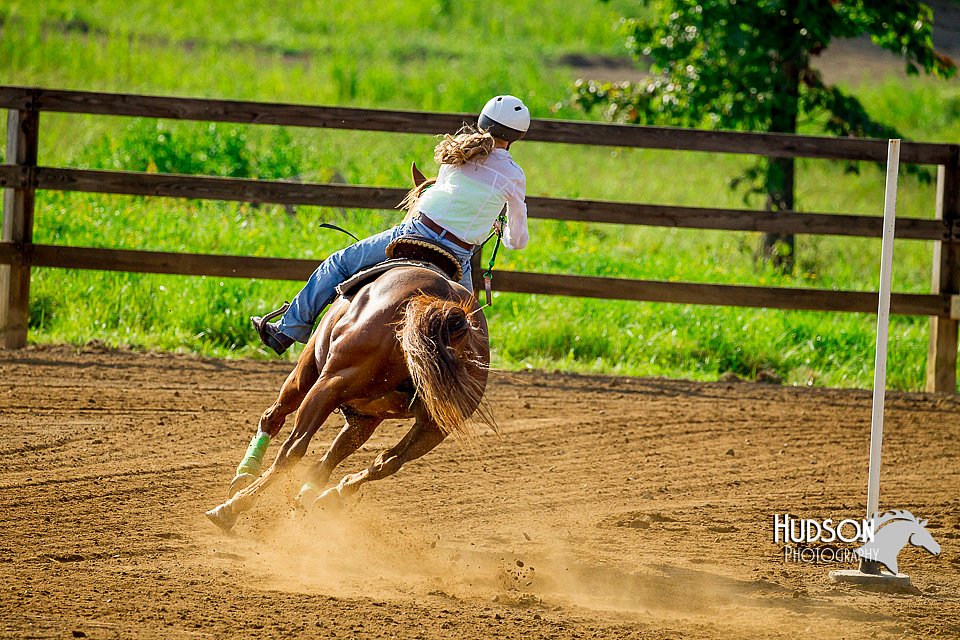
[385,235,463,282]
[335,260,451,299]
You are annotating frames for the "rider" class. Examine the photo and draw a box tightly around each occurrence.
[253,95,531,355]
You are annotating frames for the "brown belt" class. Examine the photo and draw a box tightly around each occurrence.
[416,214,475,251]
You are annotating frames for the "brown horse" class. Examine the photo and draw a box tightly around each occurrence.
[206,169,494,532]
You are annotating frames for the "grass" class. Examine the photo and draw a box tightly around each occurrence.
[4,1,960,390]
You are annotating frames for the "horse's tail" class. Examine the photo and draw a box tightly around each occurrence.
[397,294,496,440]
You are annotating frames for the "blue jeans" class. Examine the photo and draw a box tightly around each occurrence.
[277,218,474,342]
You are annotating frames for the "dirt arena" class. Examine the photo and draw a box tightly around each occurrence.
[2,346,959,639]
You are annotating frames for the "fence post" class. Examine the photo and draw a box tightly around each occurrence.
[926,161,960,393]
[1,108,40,349]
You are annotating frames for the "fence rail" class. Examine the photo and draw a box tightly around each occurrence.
[2,242,955,319]
[2,166,954,241]
[1,86,955,163]
[2,86,959,392]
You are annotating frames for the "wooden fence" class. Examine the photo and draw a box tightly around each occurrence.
[1,86,958,391]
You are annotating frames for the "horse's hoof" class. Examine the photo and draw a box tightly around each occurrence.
[205,504,239,532]
[313,488,343,513]
[228,473,256,498]
[295,486,321,511]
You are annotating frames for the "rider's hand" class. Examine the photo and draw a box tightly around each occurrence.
[492,219,502,235]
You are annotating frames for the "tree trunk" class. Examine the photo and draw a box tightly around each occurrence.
[762,37,802,273]
[762,157,795,272]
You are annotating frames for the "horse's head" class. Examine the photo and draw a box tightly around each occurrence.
[909,519,941,556]
[398,162,436,222]
[857,510,941,574]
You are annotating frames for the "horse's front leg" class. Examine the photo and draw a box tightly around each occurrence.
[227,335,321,497]
[206,374,344,532]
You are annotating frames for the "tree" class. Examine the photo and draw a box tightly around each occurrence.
[572,0,956,270]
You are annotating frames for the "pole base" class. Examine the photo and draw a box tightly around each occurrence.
[829,569,912,592]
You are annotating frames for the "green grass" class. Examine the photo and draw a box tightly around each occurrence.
[4,1,959,390]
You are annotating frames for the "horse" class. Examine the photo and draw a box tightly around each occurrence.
[854,510,940,575]
[205,167,495,532]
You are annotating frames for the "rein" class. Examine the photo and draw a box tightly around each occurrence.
[472,212,507,306]
[318,222,360,243]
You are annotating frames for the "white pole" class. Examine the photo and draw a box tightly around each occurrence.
[866,139,901,521]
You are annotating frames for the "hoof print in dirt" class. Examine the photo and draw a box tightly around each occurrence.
[598,511,680,530]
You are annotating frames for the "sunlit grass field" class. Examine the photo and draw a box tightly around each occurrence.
[4,1,960,390]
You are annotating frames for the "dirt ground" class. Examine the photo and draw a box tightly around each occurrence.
[1,346,959,639]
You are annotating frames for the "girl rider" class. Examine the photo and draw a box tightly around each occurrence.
[253,95,531,355]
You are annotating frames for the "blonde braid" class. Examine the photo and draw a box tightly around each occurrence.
[434,125,495,166]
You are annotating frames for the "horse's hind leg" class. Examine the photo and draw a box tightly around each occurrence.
[228,337,321,497]
[297,410,382,506]
[207,373,344,532]
[318,410,446,507]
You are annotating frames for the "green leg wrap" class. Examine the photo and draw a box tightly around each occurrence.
[236,432,271,477]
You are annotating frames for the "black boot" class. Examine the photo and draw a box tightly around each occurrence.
[251,303,294,356]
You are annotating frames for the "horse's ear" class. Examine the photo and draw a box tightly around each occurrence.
[411,162,427,188]
[920,519,928,527]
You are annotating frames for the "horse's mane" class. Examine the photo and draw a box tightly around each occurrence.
[873,509,921,529]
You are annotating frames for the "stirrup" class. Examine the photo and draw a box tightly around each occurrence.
[252,302,290,335]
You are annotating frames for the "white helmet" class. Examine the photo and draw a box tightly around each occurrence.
[478,95,530,142]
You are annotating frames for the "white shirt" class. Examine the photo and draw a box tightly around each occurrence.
[416,148,529,249]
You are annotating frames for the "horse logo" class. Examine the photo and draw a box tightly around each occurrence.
[854,510,940,574]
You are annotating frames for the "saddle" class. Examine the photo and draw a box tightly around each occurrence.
[386,235,463,281]
[335,235,464,299]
